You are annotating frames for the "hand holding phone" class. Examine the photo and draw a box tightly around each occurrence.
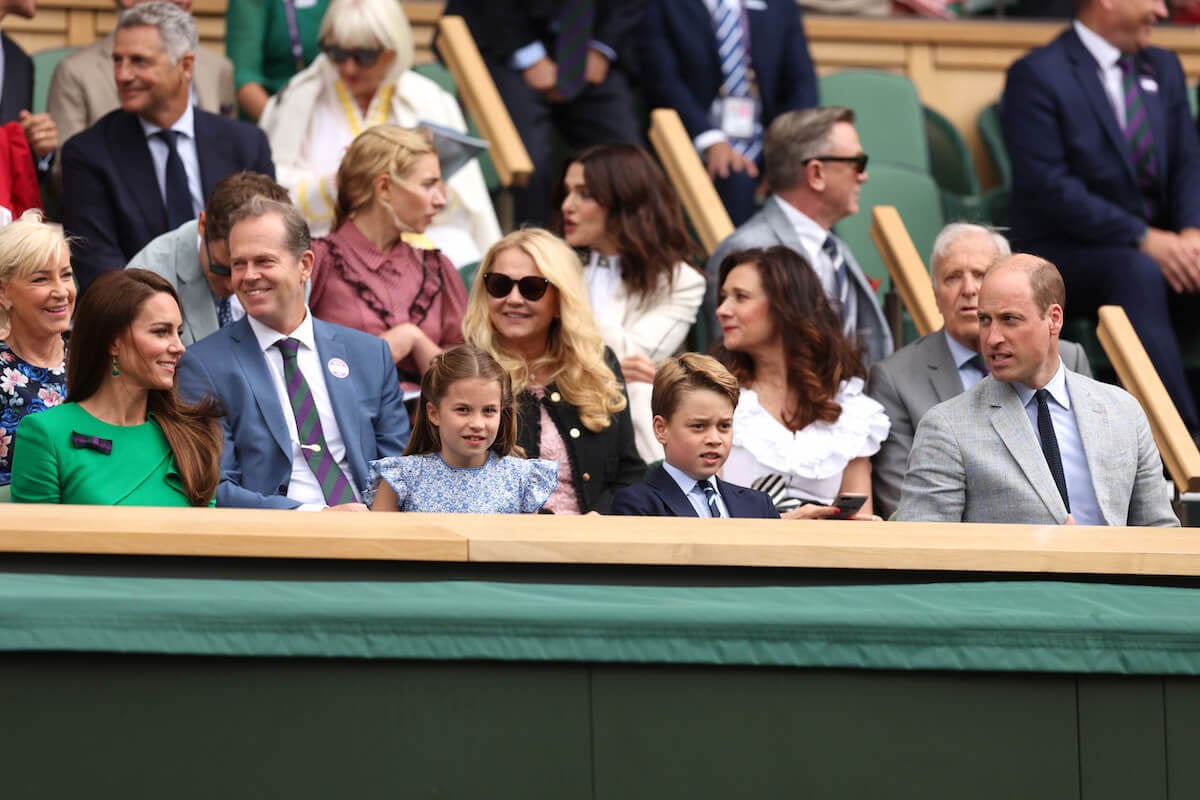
[829,493,868,520]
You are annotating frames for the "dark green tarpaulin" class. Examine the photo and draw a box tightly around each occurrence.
[2,573,1199,674]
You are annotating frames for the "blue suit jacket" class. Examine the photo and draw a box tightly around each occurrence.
[611,465,779,518]
[0,34,32,124]
[1002,28,1200,249]
[61,108,275,290]
[176,316,410,509]
[635,0,817,144]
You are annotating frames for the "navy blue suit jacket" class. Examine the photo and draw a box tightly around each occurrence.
[1002,28,1200,250]
[636,0,817,143]
[0,34,32,124]
[61,108,275,290]
[176,316,410,509]
[611,465,779,518]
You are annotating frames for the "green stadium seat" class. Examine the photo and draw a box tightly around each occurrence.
[820,70,928,173]
[31,46,75,115]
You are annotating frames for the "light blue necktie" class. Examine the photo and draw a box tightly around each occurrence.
[709,0,761,162]
[697,479,721,518]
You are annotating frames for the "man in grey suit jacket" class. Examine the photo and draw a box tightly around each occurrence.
[868,223,1093,519]
[896,254,1177,527]
[177,197,410,509]
[706,107,892,365]
[128,170,288,345]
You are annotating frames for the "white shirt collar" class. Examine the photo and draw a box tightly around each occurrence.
[587,250,620,271]
[1012,358,1070,411]
[138,102,196,140]
[1074,19,1123,70]
[773,195,829,258]
[247,308,317,355]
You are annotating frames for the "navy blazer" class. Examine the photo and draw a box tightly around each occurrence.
[636,0,817,143]
[1002,28,1200,249]
[61,108,275,290]
[0,34,32,124]
[611,465,779,518]
[176,316,410,509]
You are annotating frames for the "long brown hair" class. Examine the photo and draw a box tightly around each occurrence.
[556,143,699,307]
[713,246,865,432]
[403,345,523,459]
[69,270,223,506]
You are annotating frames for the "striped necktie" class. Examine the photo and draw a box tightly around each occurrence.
[275,338,357,506]
[1119,55,1159,219]
[709,0,761,162]
[697,479,722,518]
[555,0,595,101]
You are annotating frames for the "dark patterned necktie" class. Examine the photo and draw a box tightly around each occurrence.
[555,0,595,101]
[276,338,357,506]
[1119,55,1159,218]
[217,296,233,328]
[155,129,194,228]
[697,479,721,518]
[1035,389,1070,512]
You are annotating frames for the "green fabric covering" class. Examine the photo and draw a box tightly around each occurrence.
[3,575,1200,675]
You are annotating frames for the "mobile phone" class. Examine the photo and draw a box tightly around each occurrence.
[829,493,867,520]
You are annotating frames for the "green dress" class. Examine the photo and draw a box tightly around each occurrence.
[225,0,331,96]
[10,403,211,507]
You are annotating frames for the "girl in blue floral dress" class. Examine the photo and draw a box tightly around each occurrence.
[367,345,557,513]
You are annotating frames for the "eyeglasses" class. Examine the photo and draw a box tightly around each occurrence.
[321,45,384,67]
[803,153,869,174]
[482,272,552,302]
[204,237,231,277]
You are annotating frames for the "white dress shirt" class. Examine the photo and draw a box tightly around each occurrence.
[774,196,858,335]
[1073,19,1127,126]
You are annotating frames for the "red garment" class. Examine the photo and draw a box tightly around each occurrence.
[0,122,41,218]
[310,221,468,380]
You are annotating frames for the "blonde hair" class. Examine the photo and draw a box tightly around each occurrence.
[0,210,71,332]
[318,0,414,81]
[463,228,627,432]
[335,125,436,230]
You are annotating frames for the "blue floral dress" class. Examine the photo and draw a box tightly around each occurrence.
[366,452,558,513]
[0,340,68,485]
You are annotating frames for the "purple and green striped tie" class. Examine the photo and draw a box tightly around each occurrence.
[1120,55,1159,219]
[555,0,595,101]
[275,338,357,506]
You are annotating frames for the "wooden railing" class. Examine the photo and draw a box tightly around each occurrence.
[647,108,733,256]
[1096,305,1200,495]
[870,205,941,337]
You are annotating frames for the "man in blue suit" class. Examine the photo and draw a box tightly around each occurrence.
[636,0,818,225]
[1001,0,1200,433]
[61,2,273,291]
[177,197,410,510]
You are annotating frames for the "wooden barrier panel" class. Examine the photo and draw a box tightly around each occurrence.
[1096,305,1200,495]
[437,15,533,188]
[648,108,734,256]
[870,205,941,337]
[1,503,1198,576]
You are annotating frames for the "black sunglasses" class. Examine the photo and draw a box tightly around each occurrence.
[482,272,551,302]
[803,153,869,174]
[322,45,384,67]
[204,237,231,277]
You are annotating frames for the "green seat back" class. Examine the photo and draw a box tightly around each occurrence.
[458,260,481,293]
[977,103,1010,189]
[31,46,76,115]
[411,62,500,193]
[924,105,984,223]
[819,70,928,173]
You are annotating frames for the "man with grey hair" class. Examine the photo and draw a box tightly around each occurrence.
[48,0,235,170]
[705,106,892,365]
[61,1,273,291]
[177,197,410,510]
[866,222,1093,519]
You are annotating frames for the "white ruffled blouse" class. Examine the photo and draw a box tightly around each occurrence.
[723,378,890,509]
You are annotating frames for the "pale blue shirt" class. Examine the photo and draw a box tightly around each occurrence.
[662,461,729,518]
[945,334,986,392]
[1013,361,1105,525]
[775,196,858,335]
[139,105,204,219]
[1073,19,1127,125]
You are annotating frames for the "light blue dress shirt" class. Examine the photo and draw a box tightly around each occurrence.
[946,334,987,392]
[662,461,729,518]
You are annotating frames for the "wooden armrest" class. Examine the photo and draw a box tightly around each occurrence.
[436,15,533,188]
[870,205,941,337]
[647,108,733,256]
[1096,305,1200,494]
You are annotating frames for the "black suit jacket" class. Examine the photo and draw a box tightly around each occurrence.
[0,33,32,124]
[61,108,275,290]
[611,465,779,518]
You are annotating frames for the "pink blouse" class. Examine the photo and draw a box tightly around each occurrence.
[527,385,581,515]
[310,221,467,379]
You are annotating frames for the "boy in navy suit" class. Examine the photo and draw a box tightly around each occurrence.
[611,354,778,518]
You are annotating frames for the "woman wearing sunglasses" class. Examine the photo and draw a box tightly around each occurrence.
[463,229,645,514]
[557,143,705,463]
[258,0,501,268]
[310,125,466,385]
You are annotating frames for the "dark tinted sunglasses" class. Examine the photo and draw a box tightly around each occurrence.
[482,272,551,302]
[803,153,869,174]
[204,237,231,277]
[322,45,384,67]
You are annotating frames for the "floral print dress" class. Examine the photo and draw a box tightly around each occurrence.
[0,340,67,485]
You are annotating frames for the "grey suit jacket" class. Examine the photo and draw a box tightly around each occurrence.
[895,370,1178,526]
[705,196,894,365]
[867,329,1093,519]
[126,220,219,346]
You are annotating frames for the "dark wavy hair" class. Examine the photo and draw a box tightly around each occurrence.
[555,143,700,306]
[713,246,865,432]
[69,269,223,506]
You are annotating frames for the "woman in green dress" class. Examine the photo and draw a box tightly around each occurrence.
[11,270,223,507]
